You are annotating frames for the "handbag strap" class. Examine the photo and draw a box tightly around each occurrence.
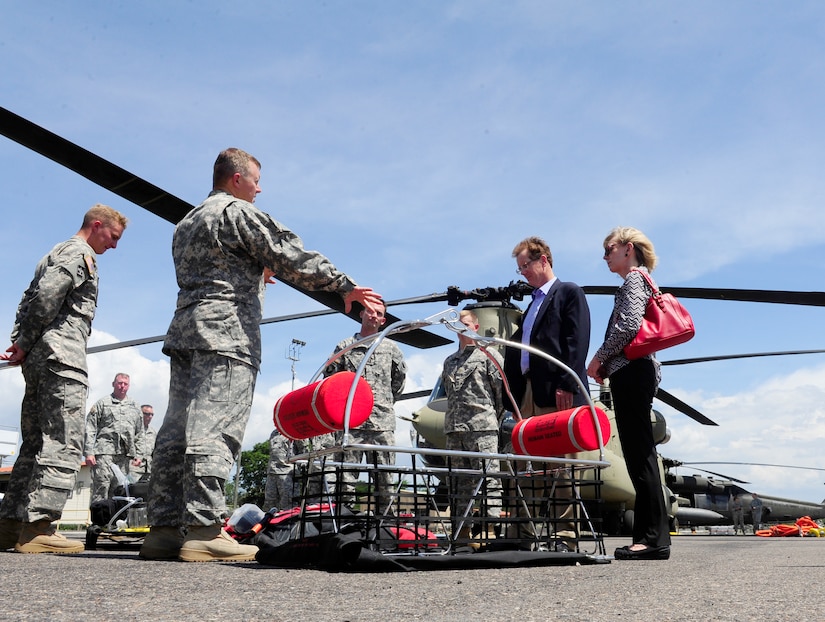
[629,267,659,295]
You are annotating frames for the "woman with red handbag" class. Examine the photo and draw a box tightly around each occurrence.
[586,227,671,561]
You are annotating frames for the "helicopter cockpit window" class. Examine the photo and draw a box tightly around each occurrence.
[429,377,446,401]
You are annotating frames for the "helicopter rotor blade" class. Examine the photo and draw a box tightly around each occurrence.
[655,388,718,426]
[0,107,449,350]
[396,389,432,401]
[275,291,450,349]
[0,333,169,370]
[685,467,750,484]
[1,294,466,370]
[583,284,825,307]
[661,458,750,483]
[664,287,825,306]
[381,293,451,306]
[681,461,825,474]
[0,106,192,223]
[662,349,825,366]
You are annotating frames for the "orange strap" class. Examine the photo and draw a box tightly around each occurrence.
[756,517,823,537]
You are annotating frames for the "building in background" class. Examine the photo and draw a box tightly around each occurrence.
[1,461,92,525]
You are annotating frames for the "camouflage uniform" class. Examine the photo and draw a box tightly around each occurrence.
[730,495,746,535]
[290,434,337,504]
[135,424,156,478]
[0,236,97,523]
[326,334,406,514]
[442,346,505,522]
[84,394,145,502]
[263,428,293,512]
[148,190,357,528]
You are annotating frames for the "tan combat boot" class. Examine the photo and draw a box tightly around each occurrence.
[0,518,23,550]
[15,519,84,554]
[178,524,258,562]
[139,526,185,560]
[471,525,497,551]
[453,524,474,553]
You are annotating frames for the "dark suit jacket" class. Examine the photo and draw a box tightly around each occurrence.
[504,279,591,410]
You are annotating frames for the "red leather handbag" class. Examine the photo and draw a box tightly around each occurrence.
[624,269,695,360]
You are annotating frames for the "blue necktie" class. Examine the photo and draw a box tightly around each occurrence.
[520,288,545,374]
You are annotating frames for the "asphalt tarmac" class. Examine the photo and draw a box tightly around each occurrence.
[1,533,822,621]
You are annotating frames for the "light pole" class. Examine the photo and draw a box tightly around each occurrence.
[287,338,306,390]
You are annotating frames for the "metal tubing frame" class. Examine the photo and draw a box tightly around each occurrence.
[279,308,610,557]
[293,307,609,470]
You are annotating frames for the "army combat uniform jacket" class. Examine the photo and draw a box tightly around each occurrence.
[164,190,357,368]
[442,345,505,434]
[12,235,98,381]
[326,334,406,432]
[84,394,145,459]
[0,235,98,523]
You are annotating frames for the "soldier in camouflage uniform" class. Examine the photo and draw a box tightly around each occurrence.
[84,372,145,503]
[442,310,505,549]
[325,301,406,516]
[290,433,337,505]
[0,204,127,554]
[140,147,383,562]
[263,428,293,512]
[134,404,157,478]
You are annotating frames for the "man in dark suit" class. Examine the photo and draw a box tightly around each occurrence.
[503,236,591,551]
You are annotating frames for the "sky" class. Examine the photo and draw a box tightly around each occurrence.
[2,1,825,506]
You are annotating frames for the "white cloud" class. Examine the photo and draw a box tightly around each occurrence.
[663,363,825,504]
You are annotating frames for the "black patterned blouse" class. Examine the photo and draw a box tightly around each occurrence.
[594,267,661,384]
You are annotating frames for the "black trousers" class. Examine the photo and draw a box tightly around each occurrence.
[609,359,671,548]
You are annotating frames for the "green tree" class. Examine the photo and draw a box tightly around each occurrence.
[225,480,237,507]
[237,440,270,508]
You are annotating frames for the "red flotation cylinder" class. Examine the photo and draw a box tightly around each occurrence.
[511,406,611,456]
[273,371,374,440]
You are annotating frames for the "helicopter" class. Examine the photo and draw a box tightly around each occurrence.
[399,284,825,534]
[3,106,825,537]
[663,459,825,527]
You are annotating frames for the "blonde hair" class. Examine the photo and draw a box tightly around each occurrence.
[83,204,128,229]
[604,226,658,272]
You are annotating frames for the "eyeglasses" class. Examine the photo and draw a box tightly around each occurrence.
[143,413,154,417]
[516,257,540,275]
[603,243,620,258]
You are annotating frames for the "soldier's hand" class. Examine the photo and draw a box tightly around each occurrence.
[86,455,97,466]
[344,287,383,314]
[1,343,26,365]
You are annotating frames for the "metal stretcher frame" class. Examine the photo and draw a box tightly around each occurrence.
[284,309,611,559]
